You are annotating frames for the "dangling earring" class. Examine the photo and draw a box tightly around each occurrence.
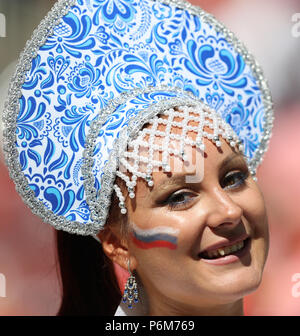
[122,259,139,309]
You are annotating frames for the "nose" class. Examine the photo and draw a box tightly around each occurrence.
[204,187,243,230]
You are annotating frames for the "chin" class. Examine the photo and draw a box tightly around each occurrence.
[227,240,268,299]
[201,262,265,304]
[221,266,265,302]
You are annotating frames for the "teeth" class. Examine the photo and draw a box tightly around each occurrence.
[224,246,231,254]
[218,248,225,256]
[203,240,246,259]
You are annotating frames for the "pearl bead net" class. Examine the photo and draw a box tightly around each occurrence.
[113,104,251,215]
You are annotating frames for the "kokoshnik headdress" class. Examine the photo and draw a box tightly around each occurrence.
[2,0,274,237]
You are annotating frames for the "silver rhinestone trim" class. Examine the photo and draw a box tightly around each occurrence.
[1,0,274,236]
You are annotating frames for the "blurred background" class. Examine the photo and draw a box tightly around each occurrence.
[0,0,299,315]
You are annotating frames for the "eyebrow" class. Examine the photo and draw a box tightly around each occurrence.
[151,152,246,194]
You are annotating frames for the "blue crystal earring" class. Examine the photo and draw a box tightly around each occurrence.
[122,259,139,309]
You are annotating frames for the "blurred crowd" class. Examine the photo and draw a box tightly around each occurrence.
[0,0,299,315]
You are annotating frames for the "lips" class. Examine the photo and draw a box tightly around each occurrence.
[198,234,250,260]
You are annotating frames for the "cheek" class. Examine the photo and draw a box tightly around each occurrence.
[129,238,184,289]
[130,226,179,251]
[242,182,269,252]
[245,183,268,225]
[129,211,176,247]
[127,212,186,274]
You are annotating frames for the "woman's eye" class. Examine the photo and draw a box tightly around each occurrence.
[162,171,249,210]
[222,171,249,190]
[164,192,196,210]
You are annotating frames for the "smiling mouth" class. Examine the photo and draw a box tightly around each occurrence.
[198,238,250,260]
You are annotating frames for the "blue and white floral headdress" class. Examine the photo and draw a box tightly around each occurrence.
[2,0,274,236]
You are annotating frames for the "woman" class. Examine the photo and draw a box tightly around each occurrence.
[2,0,274,315]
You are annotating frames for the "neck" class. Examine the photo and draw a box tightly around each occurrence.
[147,295,244,316]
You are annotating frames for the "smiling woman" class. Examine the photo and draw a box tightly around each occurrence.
[98,104,269,316]
[2,0,274,316]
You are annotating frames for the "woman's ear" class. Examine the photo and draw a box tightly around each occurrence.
[98,227,137,272]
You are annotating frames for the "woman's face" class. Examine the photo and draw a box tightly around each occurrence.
[121,116,269,315]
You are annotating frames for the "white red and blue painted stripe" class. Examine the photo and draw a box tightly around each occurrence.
[130,223,179,250]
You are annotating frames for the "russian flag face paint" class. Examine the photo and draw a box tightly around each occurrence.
[130,222,179,250]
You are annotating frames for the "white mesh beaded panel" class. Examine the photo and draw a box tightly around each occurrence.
[113,103,247,215]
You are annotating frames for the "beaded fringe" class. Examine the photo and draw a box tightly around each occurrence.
[113,104,246,215]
